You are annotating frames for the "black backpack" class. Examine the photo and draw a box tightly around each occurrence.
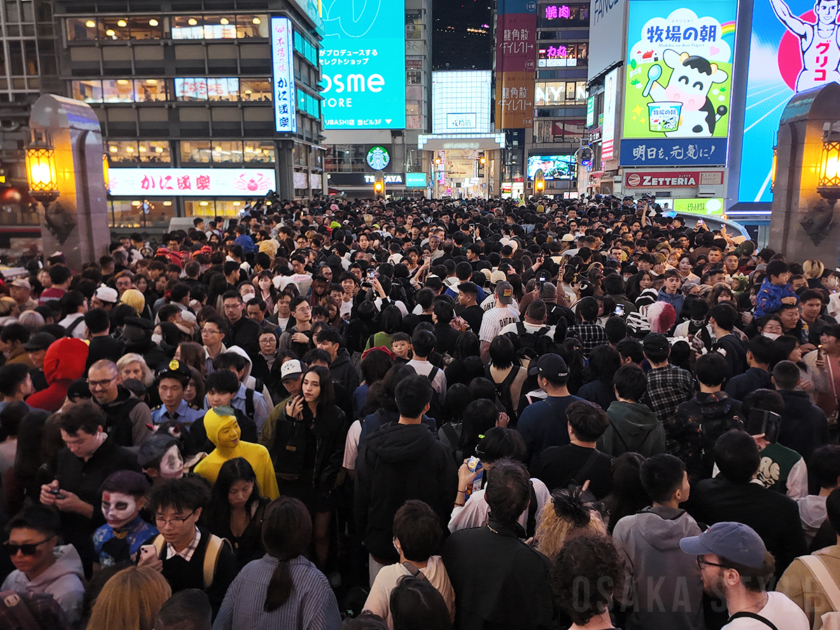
[244,378,264,419]
[484,364,520,421]
[509,321,550,351]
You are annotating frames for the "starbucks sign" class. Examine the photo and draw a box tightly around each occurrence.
[366,146,391,170]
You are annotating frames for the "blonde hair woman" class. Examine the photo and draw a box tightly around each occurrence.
[534,488,607,560]
[86,566,171,630]
[116,353,154,387]
[803,259,825,281]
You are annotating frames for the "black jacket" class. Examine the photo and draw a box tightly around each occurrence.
[355,422,457,563]
[712,333,748,377]
[433,322,462,356]
[329,348,360,395]
[725,367,773,403]
[688,476,807,578]
[442,517,557,630]
[95,386,146,447]
[778,389,829,462]
[85,335,127,371]
[228,316,261,358]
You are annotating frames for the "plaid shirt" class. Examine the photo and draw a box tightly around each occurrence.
[644,364,694,423]
[567,322,609,357]
[166,527,201,561]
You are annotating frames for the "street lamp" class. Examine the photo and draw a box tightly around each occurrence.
[817,123,840,200]
[534,168,545,195]
[25,132,59,202]
[373,170,385,197]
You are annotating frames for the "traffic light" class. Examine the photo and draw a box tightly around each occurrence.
[434,157,441,166]
[534,168,545,194]
[479,154,486,165]
[373,170,385,196]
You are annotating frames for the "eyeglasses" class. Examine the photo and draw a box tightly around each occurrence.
[696,556,729,570]
[87,376,117,388]
[201,328,220,336]
[155,510,196,527]
[3,538,52,556]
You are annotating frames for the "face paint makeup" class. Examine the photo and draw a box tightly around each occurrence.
[102,491,139,530]
[159,444,184,479]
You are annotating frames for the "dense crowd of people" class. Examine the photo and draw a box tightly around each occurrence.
[0,193,840,630]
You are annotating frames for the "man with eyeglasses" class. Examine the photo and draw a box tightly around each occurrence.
[1,505,85,625]
[278,296,315,358]
[139,476,237,619]
[680,522,809,630]
[39,402,140,577]
[221,290,260,358]
[201,315,228,375]
[88,359,153,447]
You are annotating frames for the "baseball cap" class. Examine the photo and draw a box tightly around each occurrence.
[94,286,119,304]
[137,434,180,468]
[66,378,93,403]
[679,522,767,569]
[495,281,514,305]
[24,332,56,351]
[11,278,31,291]
[528,353,568,377]
[490,270,507,285]
[643,333,670,354]
[280,359,304,381]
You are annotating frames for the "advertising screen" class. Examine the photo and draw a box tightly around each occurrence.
[406,173,428,188]
[620,0,737,166]
[586,96,595,127]
[737,0,840,203]
[321,0,406,129]
[432,71,492,134]
[527,155,576,180]
[602,68,619,160]
[670,197,725,215]
[270,17,297,133]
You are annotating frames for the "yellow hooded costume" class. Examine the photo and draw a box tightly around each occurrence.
[193,408,279,499]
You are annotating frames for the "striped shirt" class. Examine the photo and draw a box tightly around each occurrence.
[213,555,342,630]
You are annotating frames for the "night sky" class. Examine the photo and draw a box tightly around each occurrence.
[432,0,494,70]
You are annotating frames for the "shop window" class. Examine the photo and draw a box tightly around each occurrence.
[236,15,268,39]
[171,16,204,40]
[244,141,275,163]
[181,141,212,163]
[138,140,170,163]
[66,18,97,41]
[202,15,237,39]
[107,141,140,164]
[294,144,307,167]
[103,79,135,102]
[99,17,131,40]
[72,79,103,103]
[240,79,272,102]
[207,78,239,101]
[134,79,167,102]
[211,141,244,163]
[128,16,162,40]
[175,77,208,101]
[110,199,174,228]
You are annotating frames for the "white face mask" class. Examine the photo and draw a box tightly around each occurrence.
[762,331,782,340]
[151,333,163,345]
[102,491,139,529]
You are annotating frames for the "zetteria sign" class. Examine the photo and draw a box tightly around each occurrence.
[109,168,277,197]
[625,171,723,188]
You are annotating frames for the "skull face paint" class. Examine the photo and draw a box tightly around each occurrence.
[160,444,184,479]
[102,492,139,530]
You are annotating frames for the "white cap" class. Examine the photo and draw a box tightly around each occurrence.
[280,359,304,381]
[94,286,119,303]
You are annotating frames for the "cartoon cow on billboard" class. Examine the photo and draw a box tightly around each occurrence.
[644,49,729,138]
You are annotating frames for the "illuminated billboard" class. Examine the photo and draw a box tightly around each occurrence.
[270,17,297,133]
[432,71,492,134]
[527,155,576,180]
[620,0,737,167]
[109,168,276,197]
[321,0,406,130]
[602,68,619,160]
[737,0,838,203]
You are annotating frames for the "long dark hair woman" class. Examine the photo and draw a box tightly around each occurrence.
[202,457,270,570]
[273,365,348,569]
[213,496,342,629]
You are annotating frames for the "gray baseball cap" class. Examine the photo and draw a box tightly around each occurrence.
[679,522,767,569]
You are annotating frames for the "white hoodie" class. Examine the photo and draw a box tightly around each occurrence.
[226,345,275,410]
[1,544,85,625]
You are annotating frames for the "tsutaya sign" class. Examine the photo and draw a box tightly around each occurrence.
[108,168,277,196]
[624,170,724,188]
[363,173,404,184]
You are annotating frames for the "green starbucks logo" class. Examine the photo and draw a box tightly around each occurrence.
[366,146,390,170]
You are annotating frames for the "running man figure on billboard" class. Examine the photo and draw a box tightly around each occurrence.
[769,0,840,89]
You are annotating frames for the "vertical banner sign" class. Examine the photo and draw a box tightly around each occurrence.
[601,68,619,160]
[589,0,628,81]
[620,0,737,167]
[739,0,839,203]
[271,17,297,133]
[495,0,537,129]
[320,0,406,129]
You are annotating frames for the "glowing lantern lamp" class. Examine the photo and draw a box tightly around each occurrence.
[26,138,59,202]
[770,146,777,192]
[102,153,110,193]
[817,124,840,201]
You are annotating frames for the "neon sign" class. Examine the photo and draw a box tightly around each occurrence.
[545,5,571,18]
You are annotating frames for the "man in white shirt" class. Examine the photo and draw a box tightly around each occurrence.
[680,522,809,630]
[406,330,446,406]
[499,299,555,339]
[479,282,520,363]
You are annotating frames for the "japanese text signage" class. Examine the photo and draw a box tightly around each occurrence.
[586,96,595,127]
[619,0,737,166]
[602,68,619,160]
[738,0,837,203]
[270,17,297,133]
[496,0,537,129]
[108,168,276,197]
[671,197,725,215]
[625,170,724,187]
[320,0,406,129]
